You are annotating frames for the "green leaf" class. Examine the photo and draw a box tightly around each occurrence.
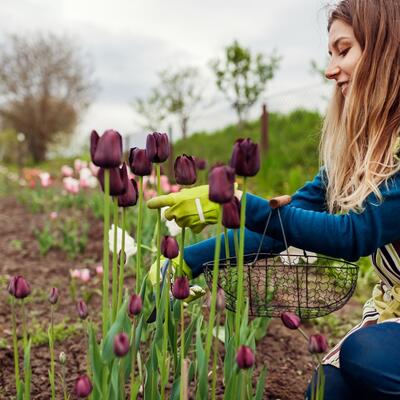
[89,324,103,396]
[184,314,198,358]
[195,317,208,400]
[253,367,267,400]
[110,359,120,400]
[23,339,32,400]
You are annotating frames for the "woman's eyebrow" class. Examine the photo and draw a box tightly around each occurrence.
[328,36,351,55]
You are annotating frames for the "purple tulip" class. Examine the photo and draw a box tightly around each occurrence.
[174,154,197,185]
[161,236,179,260]
[128,294,143,317]
[308,334,328,354]
[146,132,170,163]
[230,138,260,177]
[8,276,31,299]
[97,165,127,196]
[172,276,190,300]
[48,287,59,305]
[74,375,93,398]
[195,157,207,171]
[280,311,301,330]
[77,300,88,320]
[222,197,240,229]
[236,345,255,369]
[114,332,130,357]
[118,164,138,207]
[90,129,122,168]
[129,147,152,176]
[208,164,235,204]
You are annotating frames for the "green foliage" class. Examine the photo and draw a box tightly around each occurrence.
[173,109,322,197]
[210,40,281,124]
[58,218,89,259]
[34,224,55,256]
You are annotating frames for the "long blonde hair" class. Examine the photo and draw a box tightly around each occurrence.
[320,0,400,214]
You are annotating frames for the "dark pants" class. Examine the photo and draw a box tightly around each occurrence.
[305,322,400,399]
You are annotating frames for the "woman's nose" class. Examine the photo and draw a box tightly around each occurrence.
[325,62,340,80]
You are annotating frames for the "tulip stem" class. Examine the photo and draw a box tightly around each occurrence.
[180,300,185,400]
[135,176,144,293]
[49,305,55,400]
[61,363,68,400]
[117,207,126,311]
[224,227,231,262]
[11,297,20,390]
[155,164,162,307]
[120,357,125,399]
[22,299,27,348]
[211,312,220,400]
[111,197,119,322]
[161,263,170,400]
[130,320,137,400]
[102,169,111,337]
[179,227,186,277]
[235,178,247,346]
[205,205,223,362]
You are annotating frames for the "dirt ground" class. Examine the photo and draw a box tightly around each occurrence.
[0,196,362,399]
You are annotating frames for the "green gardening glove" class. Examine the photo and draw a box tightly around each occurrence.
[147,185,219,233]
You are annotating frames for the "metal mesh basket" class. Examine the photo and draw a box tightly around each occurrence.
[203,195,359,319]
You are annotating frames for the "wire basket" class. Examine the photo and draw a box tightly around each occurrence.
[203,195,359,319]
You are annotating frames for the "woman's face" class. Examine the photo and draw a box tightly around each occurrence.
[325,19,362,97]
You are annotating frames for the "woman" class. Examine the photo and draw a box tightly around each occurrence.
[148,1,400,398]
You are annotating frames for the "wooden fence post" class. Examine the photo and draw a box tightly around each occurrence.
[260,103,269,155]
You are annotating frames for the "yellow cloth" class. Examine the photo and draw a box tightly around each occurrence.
[372,283,400,322]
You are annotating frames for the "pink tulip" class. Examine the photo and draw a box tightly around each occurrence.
[50,211,58,220]
[39,172,51,188]
[70,269,81,279]
[160,175,171,193]
[170,185,180,193]
[79,268,91,283]
[95,265,103,276]
[61,165,74,177]
[89,162,99,177]
[144,188,157,200]
[63,177,80,194]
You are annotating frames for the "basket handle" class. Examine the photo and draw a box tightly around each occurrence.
[269,195,292,209]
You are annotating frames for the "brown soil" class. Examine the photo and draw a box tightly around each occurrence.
[0,196,362,399]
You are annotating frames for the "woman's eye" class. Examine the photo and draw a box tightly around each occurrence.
[339,48,350,57]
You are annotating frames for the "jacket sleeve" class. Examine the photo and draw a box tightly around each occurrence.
[184,168,328,278]
[245,172,400,262]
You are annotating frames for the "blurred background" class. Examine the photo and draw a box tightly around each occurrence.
[0,0,333,165]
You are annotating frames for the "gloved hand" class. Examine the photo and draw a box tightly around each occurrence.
[148,254,206,303]
[147,184,239,233]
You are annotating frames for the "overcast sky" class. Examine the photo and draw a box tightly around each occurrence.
[1,0,336,152]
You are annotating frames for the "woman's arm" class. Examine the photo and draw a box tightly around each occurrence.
[184,168,328,277]
[245,173,400,261]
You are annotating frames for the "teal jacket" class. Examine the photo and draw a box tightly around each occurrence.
[183,168,400,278]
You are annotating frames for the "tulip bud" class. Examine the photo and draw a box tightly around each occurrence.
[8,276,31,299]
[195,158,207,171]
[114,332,130,357]
[230,138,260,177]
[59,351,67,365]
[118,164,138,207]
[172,276,190,300]
[208,164,235,204]
[216,288,226,312]
[90,129,122,168]
[146,132,170,163]
[97,165,127,196]
[161,236,179,259]
[236,345,255,369]
[174,154,197,185]
[128,294,143,317]
[222,197,240,229]
[308,334,328,354]
[77,300,88,320]
[129,147,152,176]
[74,375,93,398]
[280,311,301,330]
[48,287,59,305]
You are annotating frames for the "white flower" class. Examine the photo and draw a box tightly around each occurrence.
[109,224,137,263]
[279,246,317,265]
[161,206,182,236]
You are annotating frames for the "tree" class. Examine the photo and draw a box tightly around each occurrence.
[210,40,281,126]
[0,33,97,162]
[133,67,204,140]
[155,67,203,139]
[133,89,167,132]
